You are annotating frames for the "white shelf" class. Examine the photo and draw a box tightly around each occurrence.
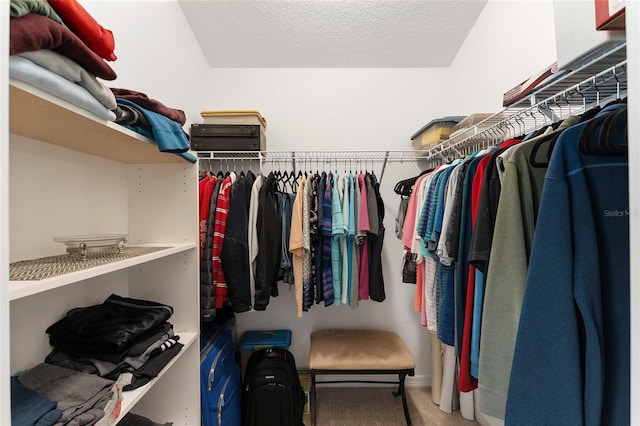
[9,243,196,301]
[8,57,199,423]
[9,79,190,164]
[115,331,198,422]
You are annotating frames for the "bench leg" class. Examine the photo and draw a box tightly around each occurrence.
[392,372,411,426]
[311,372,317,426]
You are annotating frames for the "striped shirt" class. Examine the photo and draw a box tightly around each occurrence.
[212,172,235,308]
[321,173,334,306]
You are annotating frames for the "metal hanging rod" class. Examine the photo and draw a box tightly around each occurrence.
[196,150,421,162]
[196,150,426,185]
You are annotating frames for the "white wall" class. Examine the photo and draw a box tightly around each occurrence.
[205,0,557,384]
[447,0,557,112]
[81,0,210,127]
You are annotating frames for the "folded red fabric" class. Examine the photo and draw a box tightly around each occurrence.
[48,0,117,61]
[10,13,117,80]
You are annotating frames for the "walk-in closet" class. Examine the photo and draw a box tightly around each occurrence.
[1,1,638,425]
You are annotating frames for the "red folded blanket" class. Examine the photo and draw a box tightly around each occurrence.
[10,13,117,80]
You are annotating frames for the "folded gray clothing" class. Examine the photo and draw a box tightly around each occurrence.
[18,363,115,426]
[17,50,117,111]
[124,342,183,391]
[113,104,153,132]
[9,56,116,121]
[114,104,144,126]
[125,328,175,370]
[92,327,175,375]
[94,373,132,426]
[10,0,64,24]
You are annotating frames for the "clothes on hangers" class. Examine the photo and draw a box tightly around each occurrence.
[394,103,629,423]
[368,173,386,302]
[254,172,281,311]
[478,114,581,418]
[212,171,236,309]
[199,174,220,322]
[506,103,629,425]
[197,162,388,316]
[221,171,256,312]
[289,175,306,318]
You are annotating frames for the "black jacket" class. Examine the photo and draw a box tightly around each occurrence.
[221,172,255,312]
[368,173,386,302]
[253,172,282,310]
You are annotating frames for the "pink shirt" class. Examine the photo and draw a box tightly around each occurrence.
[358,174,370,300]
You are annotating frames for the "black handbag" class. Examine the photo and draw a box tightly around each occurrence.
[401,251,417,284]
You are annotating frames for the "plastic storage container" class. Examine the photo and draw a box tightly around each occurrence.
[411,116,464,151]
[238,329,292,376]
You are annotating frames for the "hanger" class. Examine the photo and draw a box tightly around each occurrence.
[285,170,296,193]
[393,179,413,196]
[613,64,622,100]
[578,107,627,156]
[216,159,225,179]
[238,159,245,178]
[294,170,303,191]
[529,131,561,168]
[600,108,627,155]
[393,168,433,196]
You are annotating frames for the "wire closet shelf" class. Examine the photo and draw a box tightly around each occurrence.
[196,42,626,168]
[421,42,627,161]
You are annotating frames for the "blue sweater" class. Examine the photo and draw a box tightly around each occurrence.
[505,104,629,425]
[116,98,197,163]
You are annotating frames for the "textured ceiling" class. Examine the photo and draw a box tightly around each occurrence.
[178,0,487,68]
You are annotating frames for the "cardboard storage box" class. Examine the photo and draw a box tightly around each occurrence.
[201,110,267,131]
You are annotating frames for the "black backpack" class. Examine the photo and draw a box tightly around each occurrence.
[241,347,305,426]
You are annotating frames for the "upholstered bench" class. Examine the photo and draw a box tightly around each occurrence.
[309,329,416,425]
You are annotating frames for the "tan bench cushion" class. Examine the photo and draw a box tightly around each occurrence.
[309,329,415,371]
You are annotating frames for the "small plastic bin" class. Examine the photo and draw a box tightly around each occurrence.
[238,329,292,376]
[411,116,464,151]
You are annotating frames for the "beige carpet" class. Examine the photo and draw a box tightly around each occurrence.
[305,387,479,426]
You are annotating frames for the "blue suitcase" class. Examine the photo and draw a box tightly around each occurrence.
[217,364,242,425]
[201,327,241,426]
